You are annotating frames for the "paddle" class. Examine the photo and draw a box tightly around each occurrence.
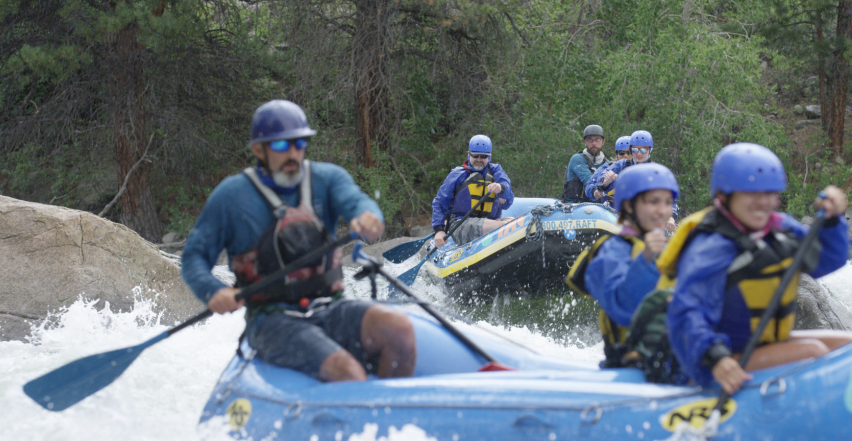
[23,232,358,412]
[382,233,434,264]
[352,242,512,371]
[389,191,496,295]
[383,185,500,264]
[667,202,828,441]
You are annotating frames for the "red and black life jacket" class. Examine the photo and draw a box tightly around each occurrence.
[230,160,343,307]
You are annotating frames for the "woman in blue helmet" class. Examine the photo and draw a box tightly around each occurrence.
[585,130,677,231]
[614,135,632,161]
[566,163,679,366]
[665,143,851,394]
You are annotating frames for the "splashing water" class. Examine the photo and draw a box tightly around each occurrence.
[3,261,851,440]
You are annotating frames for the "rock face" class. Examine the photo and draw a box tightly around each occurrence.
[795,274,852,331]
[0,196,202,342]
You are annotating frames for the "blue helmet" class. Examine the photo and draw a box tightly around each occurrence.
[250,100,317,144]
[615,136,631,151]
[614,163,679,213]
[710,143,786,196]
[630,130,653,148]
[468,134,492,154]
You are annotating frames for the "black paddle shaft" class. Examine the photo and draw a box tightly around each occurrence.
[713,212,826,411]
[429,188,496,260]
[167,232,356,337]
[376,265,499,364]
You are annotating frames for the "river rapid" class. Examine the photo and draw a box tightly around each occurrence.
[2,261,852,441]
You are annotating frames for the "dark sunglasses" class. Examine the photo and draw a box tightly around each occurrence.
[269,138,309,152]
[631,147,649,154]
[470,154,490,159]
[616,151,631,156]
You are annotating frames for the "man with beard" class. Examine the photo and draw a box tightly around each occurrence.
[562,125,609,203]
[182,100,416,382]
[432,134,515,248]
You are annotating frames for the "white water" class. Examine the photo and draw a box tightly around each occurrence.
[2,261,851,441]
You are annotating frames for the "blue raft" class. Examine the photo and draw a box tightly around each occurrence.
[199,309,852,440]
[423,198,620,296]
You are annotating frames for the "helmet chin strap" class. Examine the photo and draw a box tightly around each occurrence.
[624,202,648,238]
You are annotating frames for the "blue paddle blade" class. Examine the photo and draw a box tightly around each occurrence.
[382,235,433,264]
[24,331,168,411]
[387,259,426,299]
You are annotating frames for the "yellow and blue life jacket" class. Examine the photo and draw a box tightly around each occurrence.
[451,166,497,219]
[565,234,646,362]
[656,207,820,348]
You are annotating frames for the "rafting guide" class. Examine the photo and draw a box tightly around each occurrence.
[180,100,416,382]
[432,134,515,248]
[562,124,610,203]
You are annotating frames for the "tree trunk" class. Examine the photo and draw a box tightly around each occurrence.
[353,0,391,168]
[817,13,829,132]
[828,1,852,159]
[109,19,162,242]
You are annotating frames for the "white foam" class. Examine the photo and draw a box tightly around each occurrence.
[6,256,848,439]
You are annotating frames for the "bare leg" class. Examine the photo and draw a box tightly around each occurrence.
[790,329,852,350]
[482,218,508,235]
[737,339,829,372]
[360,304,416,378]
[318,350,368,382]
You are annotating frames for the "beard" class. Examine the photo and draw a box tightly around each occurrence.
[468,155,489,170]
[272,160,305,188]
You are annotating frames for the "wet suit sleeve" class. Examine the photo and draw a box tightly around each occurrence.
[490,164,514,210]
[584,237,660,327]
[666,232,738,386]
[779,213,849,278]
[583,164,608,200]
[431,169,463,230]
[585,160,625,200]
[567,154,594,184]
[181,184,234,304]
[324,163,384,228]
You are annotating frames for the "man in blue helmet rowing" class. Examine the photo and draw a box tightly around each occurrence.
[585,130,677,231]
[182,100,416,382]
[562,125,610,203]
[432,134,515,248]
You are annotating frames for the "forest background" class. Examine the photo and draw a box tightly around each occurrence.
[2,0,852,242]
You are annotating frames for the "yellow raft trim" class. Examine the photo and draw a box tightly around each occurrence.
[425,219,621,279]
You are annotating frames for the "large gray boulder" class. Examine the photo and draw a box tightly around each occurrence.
[795,274,852,331]
[0,196,202,341]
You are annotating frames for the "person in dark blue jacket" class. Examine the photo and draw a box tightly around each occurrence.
[182,100,416,382]
[585,130,677,231]
[432,135,515,248]
[567,163,679,366]
[666,143,851,394]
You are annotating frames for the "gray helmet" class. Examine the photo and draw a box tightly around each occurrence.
[583,125,605,139]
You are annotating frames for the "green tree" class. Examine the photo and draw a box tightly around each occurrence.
[0,0,269,240]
